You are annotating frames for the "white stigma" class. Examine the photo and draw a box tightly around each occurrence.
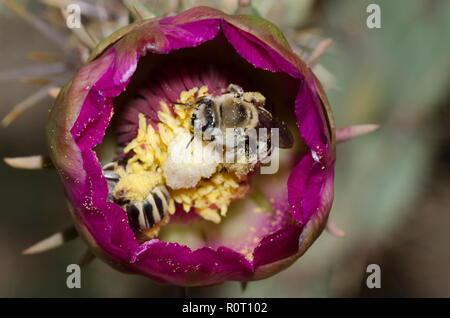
[163,129,221,190]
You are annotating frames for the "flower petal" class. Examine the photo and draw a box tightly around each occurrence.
[48,7,336,285]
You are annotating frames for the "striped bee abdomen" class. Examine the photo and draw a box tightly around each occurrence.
[126,185,170,240]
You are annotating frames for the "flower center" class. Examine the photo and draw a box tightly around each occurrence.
[111,85,262,236]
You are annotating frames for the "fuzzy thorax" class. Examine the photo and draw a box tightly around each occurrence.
[113,86,251,224]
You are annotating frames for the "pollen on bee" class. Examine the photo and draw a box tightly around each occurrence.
[114,171,162,201]
[112,86,251,223]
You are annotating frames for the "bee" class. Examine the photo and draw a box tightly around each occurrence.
[183,84,293,152]
[102,162,170,242]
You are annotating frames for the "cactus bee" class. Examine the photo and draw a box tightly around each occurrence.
[182,83,293,152]
[123,185,170,241]
[102,162,170,242]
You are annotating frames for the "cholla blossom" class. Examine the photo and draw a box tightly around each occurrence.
[46,6,335,286]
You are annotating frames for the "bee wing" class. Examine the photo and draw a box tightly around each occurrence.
[257,107,294,149]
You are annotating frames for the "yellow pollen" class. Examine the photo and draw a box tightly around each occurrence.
[114,86,250,223]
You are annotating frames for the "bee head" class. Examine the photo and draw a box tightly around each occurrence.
[190,96,217,134]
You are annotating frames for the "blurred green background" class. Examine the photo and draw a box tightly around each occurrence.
[0,0,449,297]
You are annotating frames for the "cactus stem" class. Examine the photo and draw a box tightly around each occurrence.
[178,286,189,298]
[78,249,96,268]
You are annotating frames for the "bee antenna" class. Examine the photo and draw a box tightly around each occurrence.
[186,134,195,149]
[173,102,195,109]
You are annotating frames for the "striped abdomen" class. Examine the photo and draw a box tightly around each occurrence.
[126,186,170,238]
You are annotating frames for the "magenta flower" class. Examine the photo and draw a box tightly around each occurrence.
[46,6,335,286]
